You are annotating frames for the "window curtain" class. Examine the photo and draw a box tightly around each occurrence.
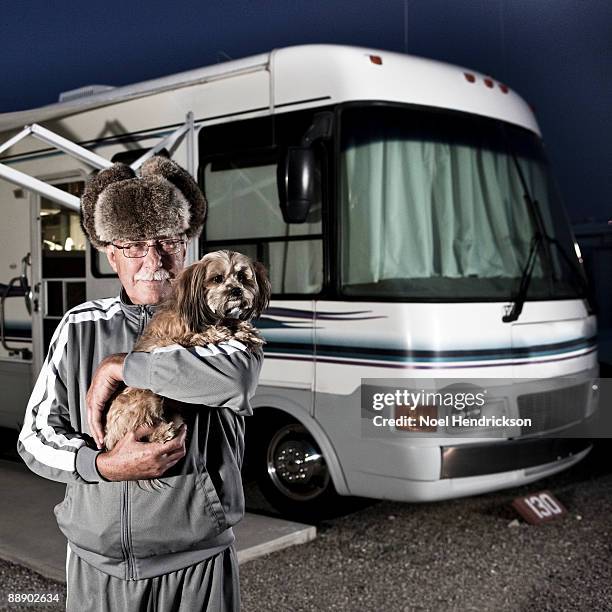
[341,138,551,286]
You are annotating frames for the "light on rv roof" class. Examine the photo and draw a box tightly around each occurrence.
[464,72,476,83]
[369,55,383,65]
[499,83,509,94]
[58,84,115,103]
[484,77,494,88]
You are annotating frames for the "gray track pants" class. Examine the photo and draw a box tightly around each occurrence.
[65,544,240,611]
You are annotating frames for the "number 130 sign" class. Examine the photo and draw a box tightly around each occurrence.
[512,490,568,525]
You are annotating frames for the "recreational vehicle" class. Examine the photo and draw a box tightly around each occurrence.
[0,45,597,516]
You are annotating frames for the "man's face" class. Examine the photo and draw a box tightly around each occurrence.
[105,236,187,305]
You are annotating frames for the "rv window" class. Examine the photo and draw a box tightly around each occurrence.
[38,181,87,353]
[40,182,86,278]
[41,183,86,253]
[203,156,323,295]
[339,104,583,301]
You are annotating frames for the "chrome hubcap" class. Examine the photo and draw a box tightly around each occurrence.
[267,424,330,501]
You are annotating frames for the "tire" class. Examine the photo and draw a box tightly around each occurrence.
[252,416,340,521]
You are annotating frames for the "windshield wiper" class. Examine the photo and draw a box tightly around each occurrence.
[503,230,593,323]
[503,231,543,323]
[502,139,592,322]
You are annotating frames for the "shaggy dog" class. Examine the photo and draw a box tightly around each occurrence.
[103,250,271,461]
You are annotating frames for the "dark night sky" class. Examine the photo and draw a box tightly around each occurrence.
[0,0,610,222]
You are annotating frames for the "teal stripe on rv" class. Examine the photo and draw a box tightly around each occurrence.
[263,336,596,364]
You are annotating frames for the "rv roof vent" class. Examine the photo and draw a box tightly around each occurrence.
[58,85,115,103]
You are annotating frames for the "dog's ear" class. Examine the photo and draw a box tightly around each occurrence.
[175,262,216,332]
[247,261,271,320]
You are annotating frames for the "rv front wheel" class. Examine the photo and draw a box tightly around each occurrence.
[254,419,339,520]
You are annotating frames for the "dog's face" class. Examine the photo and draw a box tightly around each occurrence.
[175,250,271,331]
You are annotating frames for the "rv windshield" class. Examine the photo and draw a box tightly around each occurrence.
[339,105,584,301]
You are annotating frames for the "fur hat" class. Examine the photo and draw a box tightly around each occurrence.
[80,156,207,250]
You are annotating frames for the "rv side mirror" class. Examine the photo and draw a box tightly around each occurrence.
[277,146,316,223]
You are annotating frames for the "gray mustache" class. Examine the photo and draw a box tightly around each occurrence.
[135,269,171,281]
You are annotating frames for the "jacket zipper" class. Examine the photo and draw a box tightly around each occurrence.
[137,305,146,339]
[120,481,135,580]
[122,305,151,580]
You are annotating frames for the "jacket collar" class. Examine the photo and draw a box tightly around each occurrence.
[119,287,160,324]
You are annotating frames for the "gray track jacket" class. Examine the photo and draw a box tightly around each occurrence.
[17,289,264,580]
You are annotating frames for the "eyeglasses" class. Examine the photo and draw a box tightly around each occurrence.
[112,239,186,258]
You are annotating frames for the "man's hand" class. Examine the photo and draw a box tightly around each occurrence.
[95,423,187,481]
[86,353,127,449]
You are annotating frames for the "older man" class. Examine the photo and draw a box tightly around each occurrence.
[17,156,263,611]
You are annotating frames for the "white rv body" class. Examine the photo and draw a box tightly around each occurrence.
[0,45,596,508]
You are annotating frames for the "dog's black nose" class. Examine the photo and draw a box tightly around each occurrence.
[230,287,242,298]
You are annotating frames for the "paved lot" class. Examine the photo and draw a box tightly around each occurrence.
[1,440,610,612]
[0,458,315,583]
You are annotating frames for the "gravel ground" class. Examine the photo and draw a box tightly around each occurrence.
[1,441,610,612]
[0,563,63,612]
[241,444,612,611]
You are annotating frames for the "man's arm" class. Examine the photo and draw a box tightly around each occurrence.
[17,313,100,484]
[18,314,187,484]
[86,339,263,462]
[123,339,264,412]
[82,352,189,480]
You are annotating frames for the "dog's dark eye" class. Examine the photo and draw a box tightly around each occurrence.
[212,275,223,283]
[236,271,246,283]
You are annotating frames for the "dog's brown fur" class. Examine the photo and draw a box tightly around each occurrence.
[103,250,271,453]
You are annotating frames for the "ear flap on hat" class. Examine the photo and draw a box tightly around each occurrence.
[80,163,136,250]
[140,156,207,240]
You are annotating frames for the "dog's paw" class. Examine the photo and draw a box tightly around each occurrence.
[147,421,179,444]
[161,421,179,443]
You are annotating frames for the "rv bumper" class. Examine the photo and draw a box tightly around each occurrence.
[441,437,592,479]
[344,441,592,502]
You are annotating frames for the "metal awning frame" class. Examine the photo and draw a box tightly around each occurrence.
[0,112,195,212]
